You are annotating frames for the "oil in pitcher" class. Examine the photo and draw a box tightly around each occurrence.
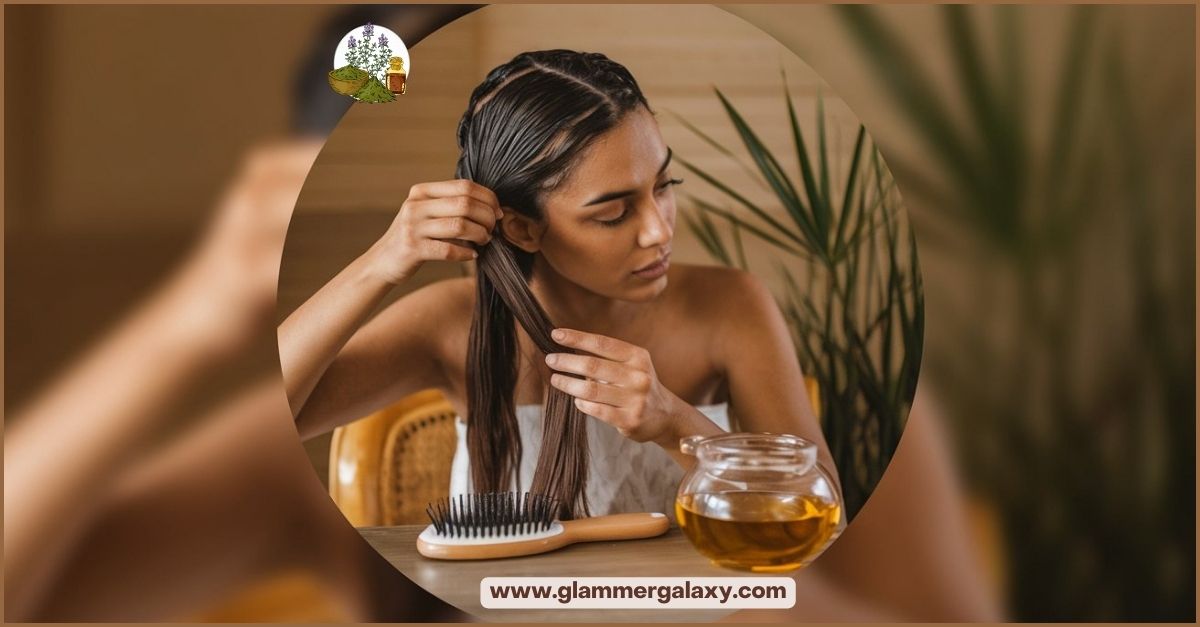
[676,433,844,572]
[676,491,841,572]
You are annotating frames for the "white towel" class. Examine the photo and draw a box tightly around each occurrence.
[449,403,730,520]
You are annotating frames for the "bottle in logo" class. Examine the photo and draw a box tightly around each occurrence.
[387,56,407,95]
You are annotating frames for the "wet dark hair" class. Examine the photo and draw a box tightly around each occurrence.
[455,50,652,518]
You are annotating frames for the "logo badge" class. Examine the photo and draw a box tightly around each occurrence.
[329,22,410,103]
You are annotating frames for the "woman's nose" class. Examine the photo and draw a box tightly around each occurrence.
[636,197,673,248]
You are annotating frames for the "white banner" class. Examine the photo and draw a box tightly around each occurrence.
[480,576,795,609]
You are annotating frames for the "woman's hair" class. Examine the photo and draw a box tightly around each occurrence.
[455,50,651,518]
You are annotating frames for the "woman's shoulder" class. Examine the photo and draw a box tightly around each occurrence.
[669,263,773,312]
[671,262,757,285]
[667,263,782,361]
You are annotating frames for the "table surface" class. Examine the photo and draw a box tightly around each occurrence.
[360,524,770,622]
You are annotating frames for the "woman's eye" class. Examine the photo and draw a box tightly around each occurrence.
[596,179,682,228]
[656,177,684,194]
[597,208,631,228]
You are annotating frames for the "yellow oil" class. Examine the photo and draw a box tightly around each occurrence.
[676,492,842,572]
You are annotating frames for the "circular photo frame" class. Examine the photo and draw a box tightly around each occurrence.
[279,5,923,622]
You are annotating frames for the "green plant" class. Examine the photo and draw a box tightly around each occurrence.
[674,80,924,520]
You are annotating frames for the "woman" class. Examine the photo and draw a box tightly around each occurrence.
[280,49,836,517]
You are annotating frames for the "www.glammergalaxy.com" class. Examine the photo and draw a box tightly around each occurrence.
[481,577,795,609]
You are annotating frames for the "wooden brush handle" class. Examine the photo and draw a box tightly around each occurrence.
[561,512,669,543]
[416,512,670,560]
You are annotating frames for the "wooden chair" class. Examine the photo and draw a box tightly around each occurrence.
[328,388,458,526]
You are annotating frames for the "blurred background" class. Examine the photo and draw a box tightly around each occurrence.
[5,3,1195,623]
[6,5,330,414]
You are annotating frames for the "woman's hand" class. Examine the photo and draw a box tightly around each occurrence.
[545,328,723,449]
[367,179,503,285]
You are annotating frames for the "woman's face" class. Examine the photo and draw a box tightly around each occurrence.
[533,107,679,303]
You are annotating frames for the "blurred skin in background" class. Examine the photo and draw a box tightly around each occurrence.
[4,3,1190,623]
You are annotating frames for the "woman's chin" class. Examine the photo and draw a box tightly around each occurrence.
[622,275,669,302]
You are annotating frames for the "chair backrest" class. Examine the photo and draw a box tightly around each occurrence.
[328,388,457,526]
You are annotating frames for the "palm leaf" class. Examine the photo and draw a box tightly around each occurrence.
[674,155,809,251]
[712,88,827,258]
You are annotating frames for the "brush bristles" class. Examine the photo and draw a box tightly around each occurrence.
[425,491,560,538]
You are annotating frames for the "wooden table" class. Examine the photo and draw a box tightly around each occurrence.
[360,524,768,622]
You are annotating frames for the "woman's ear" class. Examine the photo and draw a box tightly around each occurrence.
[498,208,546,254]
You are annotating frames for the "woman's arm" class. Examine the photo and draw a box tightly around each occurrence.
[278,245,399,415]
[287,277,470,440]
[279,179,502,438]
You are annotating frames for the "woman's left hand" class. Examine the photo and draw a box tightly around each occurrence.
[545,327,696,447]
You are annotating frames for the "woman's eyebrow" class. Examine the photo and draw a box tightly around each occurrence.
[581,148,673,207]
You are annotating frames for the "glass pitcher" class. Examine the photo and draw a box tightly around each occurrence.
[675,433,846,572]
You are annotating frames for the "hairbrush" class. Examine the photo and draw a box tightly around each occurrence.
[417,491,669,560]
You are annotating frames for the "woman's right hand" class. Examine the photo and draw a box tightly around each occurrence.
[367,179,503,285]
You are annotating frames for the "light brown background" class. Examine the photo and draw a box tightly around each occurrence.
[6,5,339,410]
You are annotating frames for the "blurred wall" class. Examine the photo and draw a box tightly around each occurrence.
[5,5,338,414]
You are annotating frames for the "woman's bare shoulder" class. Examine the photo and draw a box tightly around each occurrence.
[669,263,771,314]
[668,263,781,362]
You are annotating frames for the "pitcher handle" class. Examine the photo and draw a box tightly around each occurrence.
[679,434,706,456]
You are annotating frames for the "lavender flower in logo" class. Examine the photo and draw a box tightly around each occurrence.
[340,22,395,86]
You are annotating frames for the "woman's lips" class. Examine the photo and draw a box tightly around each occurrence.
[633,254,670,279]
